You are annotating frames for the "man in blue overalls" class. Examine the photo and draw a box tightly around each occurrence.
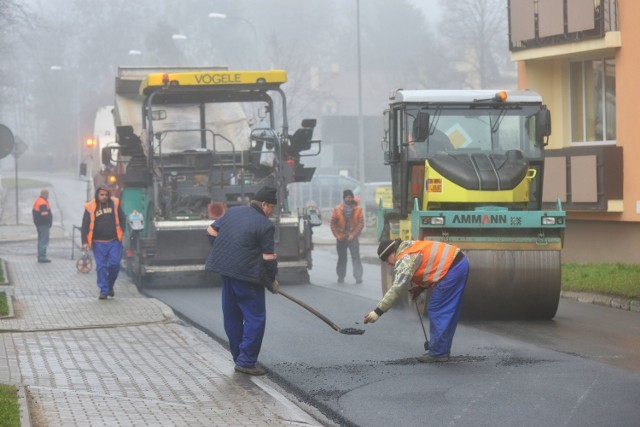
[205,186,280,376]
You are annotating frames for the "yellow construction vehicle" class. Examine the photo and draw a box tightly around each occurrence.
[379,89,565,319]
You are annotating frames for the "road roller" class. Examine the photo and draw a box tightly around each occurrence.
[378,89,565,320]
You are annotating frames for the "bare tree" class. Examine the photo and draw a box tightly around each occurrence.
[439,0,512,88]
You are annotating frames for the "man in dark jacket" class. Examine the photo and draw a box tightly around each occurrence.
[205,186,280,376]
[32,189,52,263]
[81,184,126,300]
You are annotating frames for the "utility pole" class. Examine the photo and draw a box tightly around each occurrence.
[356,0,365,185]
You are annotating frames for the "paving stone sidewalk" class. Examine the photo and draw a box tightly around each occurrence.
[0,180,327,426]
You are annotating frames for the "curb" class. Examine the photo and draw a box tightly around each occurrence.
[18,385,32,427]
[561,291,640,313]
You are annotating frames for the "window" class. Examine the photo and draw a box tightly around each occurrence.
[570,58,616,144]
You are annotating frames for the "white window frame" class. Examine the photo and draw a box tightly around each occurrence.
[569,58,616,146]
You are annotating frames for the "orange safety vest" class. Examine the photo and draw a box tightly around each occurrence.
[330,203,364,240]
[32,197,51,215]
[84,197,123,246]
[397,240,460,292]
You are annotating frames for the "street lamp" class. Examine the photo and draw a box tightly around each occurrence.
[356,0,365,185]
[50,64,82,172]
[208,12,261,68]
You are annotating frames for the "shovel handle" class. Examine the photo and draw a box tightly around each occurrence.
[278,289,342,332]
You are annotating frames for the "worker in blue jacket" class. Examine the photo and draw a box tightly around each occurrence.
[205,186,280,376]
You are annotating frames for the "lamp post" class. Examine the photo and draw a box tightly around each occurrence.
[208,13,261,68]
[356,0,365,185]
[50,64,81,173]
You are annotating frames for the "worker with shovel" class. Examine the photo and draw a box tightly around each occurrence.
[364,239,469,363]
[205,186,280,376]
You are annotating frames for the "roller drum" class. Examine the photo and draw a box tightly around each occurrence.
[461,250,561,320]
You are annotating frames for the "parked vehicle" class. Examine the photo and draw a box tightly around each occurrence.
[288,174,361,216]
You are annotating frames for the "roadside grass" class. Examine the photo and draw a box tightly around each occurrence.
[0,177,50,189]
[562,263,640,299]
[0,292,7,317]
[0,384,20,427]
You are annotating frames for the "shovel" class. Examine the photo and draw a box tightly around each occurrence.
[278,289,365,335]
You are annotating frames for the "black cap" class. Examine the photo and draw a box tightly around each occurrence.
[254,186,277,205]
[343,189,354,199]
[377,238,400,261]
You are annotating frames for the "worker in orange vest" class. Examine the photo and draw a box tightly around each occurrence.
[364,238,469,363]
[330,189,364,284]
[81,184,126,300]
[32,189,52,263]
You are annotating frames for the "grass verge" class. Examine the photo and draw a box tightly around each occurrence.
[0,177,49,189]
[0,292,7,317]
[0,384,20,427]
[562,263,640,299]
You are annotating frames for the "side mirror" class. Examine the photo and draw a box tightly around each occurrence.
[536,107,551,138]
[412,111,430,142]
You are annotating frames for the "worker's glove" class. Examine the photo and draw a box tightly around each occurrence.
[364,311,379,324]
[270,279,280,294]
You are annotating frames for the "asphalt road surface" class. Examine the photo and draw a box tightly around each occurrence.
[147,248,640,427]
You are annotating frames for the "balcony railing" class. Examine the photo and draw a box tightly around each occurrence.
[509,0,619,52]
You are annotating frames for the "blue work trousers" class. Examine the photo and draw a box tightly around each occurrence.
[36,224,50,261]
[336,237,363,281]
[221,276,266,368]
[427,257,470,358]
[93,240,123,295]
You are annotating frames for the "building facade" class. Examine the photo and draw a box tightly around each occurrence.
[509,0,639,263]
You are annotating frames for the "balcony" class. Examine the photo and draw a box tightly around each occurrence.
[509,0,619,52]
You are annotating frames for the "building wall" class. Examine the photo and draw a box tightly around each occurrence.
[616,0,640,222]
[515,0,640,262]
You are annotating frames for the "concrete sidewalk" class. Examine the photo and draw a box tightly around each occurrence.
[0,185,329,426]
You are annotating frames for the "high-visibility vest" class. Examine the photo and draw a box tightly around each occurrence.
[330,203,364,240]
[84,197,123,246]
[397,240,460,290]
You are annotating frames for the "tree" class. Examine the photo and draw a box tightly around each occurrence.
[439,0,513,88]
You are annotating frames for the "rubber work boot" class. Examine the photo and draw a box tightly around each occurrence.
[234,365,266,376]
[416,353,449,363]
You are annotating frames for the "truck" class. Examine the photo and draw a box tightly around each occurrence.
[105,67,320,287]
[379,89,565,319]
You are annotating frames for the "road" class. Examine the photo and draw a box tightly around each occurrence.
[148,247,640,427]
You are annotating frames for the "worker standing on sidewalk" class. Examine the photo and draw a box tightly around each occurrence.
[81,184,126,300]
[32,189,52,263]
[205,186,280,376]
